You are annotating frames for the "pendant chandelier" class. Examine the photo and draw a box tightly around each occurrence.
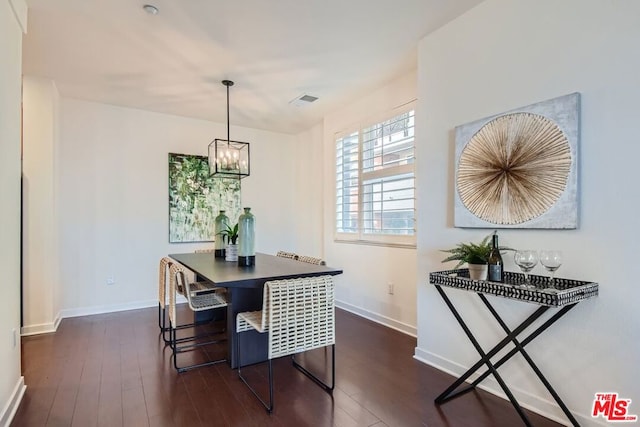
[208,80,250,178]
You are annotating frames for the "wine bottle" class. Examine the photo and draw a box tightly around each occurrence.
[487,232,504,282]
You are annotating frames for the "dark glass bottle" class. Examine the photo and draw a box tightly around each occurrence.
[487,232,504,282]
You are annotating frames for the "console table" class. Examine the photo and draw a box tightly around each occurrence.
[429,269,598,427]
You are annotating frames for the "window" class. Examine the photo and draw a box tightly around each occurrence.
[335,107,415,246]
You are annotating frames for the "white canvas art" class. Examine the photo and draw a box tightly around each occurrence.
[454,93,580,229]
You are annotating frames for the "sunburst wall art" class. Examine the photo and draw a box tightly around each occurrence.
[454,93,580,229]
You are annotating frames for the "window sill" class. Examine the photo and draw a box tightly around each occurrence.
[333,238,416,249]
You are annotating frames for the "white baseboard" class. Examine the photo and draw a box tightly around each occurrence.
[21,311,63,336]
[23,298,416,340]
[21,297,190,336]
[21,321,57,336]
[336,299,417,337]
[53,311,62,330]
[0,376,26,427]
[413,347,603,427]
[58,299,159,319]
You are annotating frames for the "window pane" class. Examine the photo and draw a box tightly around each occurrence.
[362,110,415,173]
[362,173,415,235]
[336,132,359,233]
[335,107,416,243]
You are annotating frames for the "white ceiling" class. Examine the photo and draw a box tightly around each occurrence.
[23,0,483,134]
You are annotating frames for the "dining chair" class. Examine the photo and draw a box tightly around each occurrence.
[169,262,228,372]
[160,253,224,344]
[276,250,298,260]
[158,257,174,333]
[159,256,209,338]
[236,275,335,412]
[297,255,326,265]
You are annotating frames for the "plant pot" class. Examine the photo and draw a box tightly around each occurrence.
[468,263,488,281]
[225,244,238,262]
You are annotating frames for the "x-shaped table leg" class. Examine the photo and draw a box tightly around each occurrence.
[433,285,580,426]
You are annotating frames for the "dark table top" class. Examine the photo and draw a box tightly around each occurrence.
[168,252,343,289]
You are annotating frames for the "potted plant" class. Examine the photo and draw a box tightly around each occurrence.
[217,223,239,261]
[441,234,494,280]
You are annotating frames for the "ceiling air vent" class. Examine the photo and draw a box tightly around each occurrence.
[289,94,319,107]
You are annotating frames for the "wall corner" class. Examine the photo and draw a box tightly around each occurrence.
[8,0,28,34]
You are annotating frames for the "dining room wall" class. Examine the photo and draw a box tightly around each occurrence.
[21,93,297,328]
[292,122,325,258]
[0,0,27,424]
[21,76,61,335]
[415,0,640,425]
[319,71,419,335]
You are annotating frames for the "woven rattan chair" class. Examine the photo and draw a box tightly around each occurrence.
[297,255,326,265]
[169,262,228,372]
[159,256,207,337]
[158,257,174,333]
[276,250,298,260]
[160,252,226,344]
[236,275,335,413]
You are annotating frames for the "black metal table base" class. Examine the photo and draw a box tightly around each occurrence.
[434,285,580,427]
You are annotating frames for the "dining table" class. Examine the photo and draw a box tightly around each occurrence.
[168,251,343,368]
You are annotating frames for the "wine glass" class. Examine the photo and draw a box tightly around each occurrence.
[514,250,539,288]
[540,250,563,288]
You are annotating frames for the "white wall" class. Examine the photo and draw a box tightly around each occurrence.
[322,72,418,335]
[22,77,60,334]
[415,0,640,425]
[21,95,297,323]
[0,0,27,424]
[292,122,324,257]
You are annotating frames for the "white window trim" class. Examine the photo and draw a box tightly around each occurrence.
[334,102,416,248]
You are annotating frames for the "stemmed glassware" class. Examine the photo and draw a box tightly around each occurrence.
[514,250,538,288]
[540,250,563,289]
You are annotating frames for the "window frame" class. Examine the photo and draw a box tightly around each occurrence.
[334,102,416,248]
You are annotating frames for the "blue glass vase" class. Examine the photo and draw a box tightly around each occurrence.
[237,207,255,266]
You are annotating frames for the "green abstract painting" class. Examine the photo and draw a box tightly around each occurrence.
[168,153,241,243]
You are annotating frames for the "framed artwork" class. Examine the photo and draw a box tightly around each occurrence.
[454,93,580,229]
[168,153,241,243]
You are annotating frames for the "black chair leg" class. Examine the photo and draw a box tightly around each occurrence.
[237,332,274,413]
[292,345,335,393]
[159,303,173,334]
[170,321,227,373]
[236,341,335,414]
[162,306,226,346]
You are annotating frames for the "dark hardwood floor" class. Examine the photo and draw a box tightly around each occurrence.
[12,306,563,427]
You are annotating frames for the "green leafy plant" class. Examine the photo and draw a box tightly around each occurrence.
[441,233,512,269]
[217,223,239,245]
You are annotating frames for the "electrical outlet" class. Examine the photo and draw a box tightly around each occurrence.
[106,276,115,285]
[387,282,394,295]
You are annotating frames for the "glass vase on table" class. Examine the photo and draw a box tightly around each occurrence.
[214,210,229,258]
[514,250,538,289]
[237,207,255,267]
